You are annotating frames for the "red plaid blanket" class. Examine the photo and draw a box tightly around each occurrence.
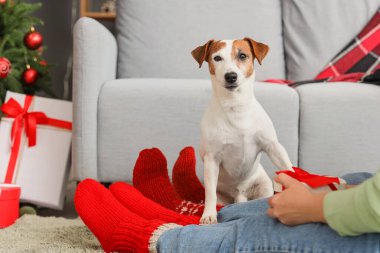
[316,9,380,79]
[267,8,380,86]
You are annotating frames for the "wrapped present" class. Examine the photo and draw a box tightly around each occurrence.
[0,91,72,209]
[274,167,346,193]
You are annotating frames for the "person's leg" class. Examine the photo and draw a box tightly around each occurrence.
[217,198,269,223]
[172,146,205,204]
[75,179,181,253]
[218,172,374,223]
[158,212,380,253]
[133,148,223,216]
[341,172,373,185]
[133,148,184,211]
[109,182,200,225]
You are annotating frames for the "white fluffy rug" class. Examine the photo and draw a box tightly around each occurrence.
[0,215,102,253]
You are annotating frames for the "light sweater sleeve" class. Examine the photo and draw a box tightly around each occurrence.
[323,172,380,236]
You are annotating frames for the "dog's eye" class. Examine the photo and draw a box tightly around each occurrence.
[239,53,247,60]
[213,56,222,62]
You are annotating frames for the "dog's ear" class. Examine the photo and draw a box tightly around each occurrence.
[244,38,269,65]
[191,40,214,68]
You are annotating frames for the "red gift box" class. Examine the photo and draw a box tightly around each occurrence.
[0,184,20,228]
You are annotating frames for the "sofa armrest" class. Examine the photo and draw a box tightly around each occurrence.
[72,17,117,180]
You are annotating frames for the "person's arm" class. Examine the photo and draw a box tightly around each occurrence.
[324,172,380,236]
[267,172,380,236]
[267,174,327,225]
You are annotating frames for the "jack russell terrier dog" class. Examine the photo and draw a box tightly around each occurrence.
[191,38,294,224]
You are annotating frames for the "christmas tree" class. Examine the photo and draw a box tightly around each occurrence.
[0,0,54,105]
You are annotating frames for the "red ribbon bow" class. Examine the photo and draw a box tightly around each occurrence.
[276,167,340,191]
[1,95,72,184]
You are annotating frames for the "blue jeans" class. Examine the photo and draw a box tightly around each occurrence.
[157,173,380,253]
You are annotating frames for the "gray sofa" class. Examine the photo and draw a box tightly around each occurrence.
[72,0,380,183]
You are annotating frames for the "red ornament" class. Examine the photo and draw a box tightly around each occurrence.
[39,60,47,66]
[0,0,6,5]
[24,28,43,50]
[37,46,44,55]
[0,57,11,79]
[22,66,38,85]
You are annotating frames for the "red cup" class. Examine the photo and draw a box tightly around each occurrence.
[0,184,21,228]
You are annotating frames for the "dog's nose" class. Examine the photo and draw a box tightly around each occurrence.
[224,72,238,84]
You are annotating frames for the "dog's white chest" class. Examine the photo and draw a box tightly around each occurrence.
[201,109,261,179]
[219,131,260,181]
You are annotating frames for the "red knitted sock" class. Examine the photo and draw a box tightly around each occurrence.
[175,200,224,216]
[172,146,205,203]
[133,148,184,211]
[109,182,200,225]
[132,148,223,216]
[75,179,180,253]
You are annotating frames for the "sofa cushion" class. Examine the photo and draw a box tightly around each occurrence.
[116,0,285,81]
[97,79,299,182]
[296,83,380,176]
[316,9,380,79]
[283,0,380,81]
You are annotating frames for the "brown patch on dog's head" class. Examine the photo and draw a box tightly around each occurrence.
[232,40,255,78]
[191,40,226,75]
[243,37,269,65]
[207,41,227,75]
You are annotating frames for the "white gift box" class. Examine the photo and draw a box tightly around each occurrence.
[273,178,347,193]
[273,168,347,193]
[0,91,72,209]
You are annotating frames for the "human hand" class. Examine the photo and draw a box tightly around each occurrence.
[267,173,327,226]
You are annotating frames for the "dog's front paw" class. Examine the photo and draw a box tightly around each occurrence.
[200,211,218,225]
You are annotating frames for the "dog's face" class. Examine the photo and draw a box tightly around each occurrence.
[191,38,269,91]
